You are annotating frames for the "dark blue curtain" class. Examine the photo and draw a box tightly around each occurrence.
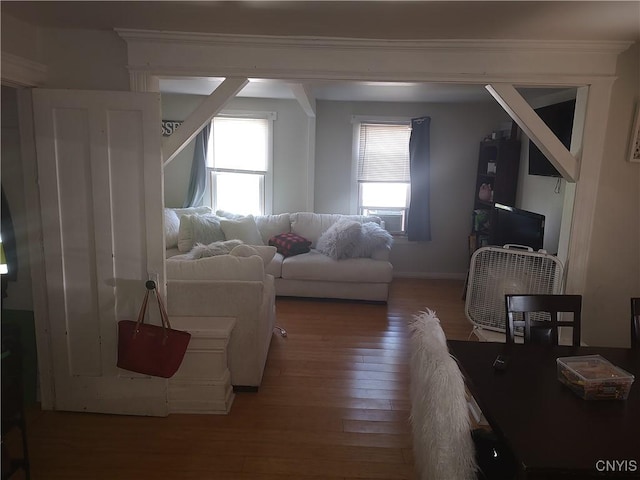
[182,123,211,208]
[407,116,431,241]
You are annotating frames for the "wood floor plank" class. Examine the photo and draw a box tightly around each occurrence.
[20,278,472,479]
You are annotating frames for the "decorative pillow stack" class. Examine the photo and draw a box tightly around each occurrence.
[315,219,363,260]
[269,233,312,257]
[350,222,394,258]
[316,219,393,260]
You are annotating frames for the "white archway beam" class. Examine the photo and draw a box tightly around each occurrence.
[486,83,578,182]
[162,76,248,166]
[289,83,316,117]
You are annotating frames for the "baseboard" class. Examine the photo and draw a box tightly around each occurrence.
[233,385,259,393]
[393,272,467,280]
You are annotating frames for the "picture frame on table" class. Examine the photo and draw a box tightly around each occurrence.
[629,103,640,163]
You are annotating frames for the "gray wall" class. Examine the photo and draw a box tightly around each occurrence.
[315,99,511,277]
[516,143,566,255]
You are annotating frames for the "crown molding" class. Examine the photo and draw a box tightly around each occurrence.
[1,52,47,87]
[116,29,633,55]
[116,29,630,81]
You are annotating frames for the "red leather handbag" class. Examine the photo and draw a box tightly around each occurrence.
[117,281,191,378]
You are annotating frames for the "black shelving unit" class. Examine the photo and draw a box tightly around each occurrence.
[470,138,521,253]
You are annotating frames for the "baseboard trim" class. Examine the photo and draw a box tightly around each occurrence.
[393,272,467,280]
[233,385,259,393]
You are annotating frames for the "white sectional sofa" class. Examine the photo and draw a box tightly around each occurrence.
[165,209,394,302]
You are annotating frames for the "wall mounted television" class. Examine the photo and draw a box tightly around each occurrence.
[528,99,576,177]
[489,203,545,251]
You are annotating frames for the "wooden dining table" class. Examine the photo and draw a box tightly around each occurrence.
[447,340,640,479]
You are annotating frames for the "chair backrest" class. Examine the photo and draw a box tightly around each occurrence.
[631,298,640,350]
[505,294,582,346]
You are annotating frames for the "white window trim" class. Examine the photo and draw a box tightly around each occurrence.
[208,110,276,215]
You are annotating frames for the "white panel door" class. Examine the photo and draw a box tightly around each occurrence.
[32,89,168,416]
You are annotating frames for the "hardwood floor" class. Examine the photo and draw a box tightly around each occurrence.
[20,278,474,480]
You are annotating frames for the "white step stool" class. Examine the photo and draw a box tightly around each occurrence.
[168,317,235,414]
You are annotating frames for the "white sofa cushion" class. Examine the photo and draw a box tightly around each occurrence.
[164,206,212,249]
[167,255,264,281]
[177,214,225,252]
[220,215,265,246]
[255,213,291,245]
[265,252,284,278]
[281,250,393,283]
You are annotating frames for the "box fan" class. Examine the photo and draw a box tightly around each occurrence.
[465,245,564,341]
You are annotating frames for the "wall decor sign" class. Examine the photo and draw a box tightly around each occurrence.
[162,120,183,137]
[630,103,640,163]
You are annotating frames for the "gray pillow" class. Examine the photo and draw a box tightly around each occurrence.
[316,219,362,260]
[350,222,393,258]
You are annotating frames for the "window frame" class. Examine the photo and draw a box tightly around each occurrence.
[207,110,276,215]
[351,116,412,234]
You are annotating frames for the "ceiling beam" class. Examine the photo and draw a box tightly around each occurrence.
[162,76,249,166]
[288,83,316,117]
[486,83,578,182]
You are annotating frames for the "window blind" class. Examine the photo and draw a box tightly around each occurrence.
[357,123,411,182]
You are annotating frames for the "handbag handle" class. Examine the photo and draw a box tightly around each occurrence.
[132,281,172,342]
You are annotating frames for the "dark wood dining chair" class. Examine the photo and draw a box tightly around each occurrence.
[505,294,582,346]
[631,298,640,350]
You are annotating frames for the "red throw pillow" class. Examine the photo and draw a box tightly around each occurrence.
[268,233,312,257]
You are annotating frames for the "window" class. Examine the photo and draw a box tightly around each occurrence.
[207,113,274,215]
[355,121,411,234]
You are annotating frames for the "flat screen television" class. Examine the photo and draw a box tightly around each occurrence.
[489,203,545,251]
[528,99,576,177]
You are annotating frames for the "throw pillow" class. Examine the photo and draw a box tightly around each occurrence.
[177,214,226,252]
[189,239,244,259]
[350,222,394,258]
[220,215,265,245]
[165,206,213,249]
[269,232,312,257]
[164,209,181,249]
[316,219,362,260]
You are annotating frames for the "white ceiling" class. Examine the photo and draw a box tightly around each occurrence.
[158,77,500,103]
[159,77,573,104]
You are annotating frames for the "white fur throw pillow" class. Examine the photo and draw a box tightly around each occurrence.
[220,215,265,245]
[189,239,244,259]
[177,214,226,252]
[350,222,394,258]
[316,219,362,260]
[230,244,277,267]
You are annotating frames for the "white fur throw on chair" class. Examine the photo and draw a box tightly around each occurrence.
[409,309,477,480]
